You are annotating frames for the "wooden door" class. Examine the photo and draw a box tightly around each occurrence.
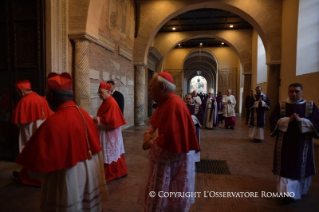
[218,68,237,99]
[0,0,45,160]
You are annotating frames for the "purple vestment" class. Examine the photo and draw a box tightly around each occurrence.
[186,103,204,144]
[249,94,270,127]
[216,95,224,112]
[270,100,319,180]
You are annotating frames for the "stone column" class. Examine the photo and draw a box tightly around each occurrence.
[45,0,68,74]
[266,63,281,125]
[74,39,91,112]
[134,63,147,125]
[241,73,251,118]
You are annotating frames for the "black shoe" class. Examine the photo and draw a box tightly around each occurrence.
[13,171,20,180]
[230,127,234,130]
[253,139,261,143]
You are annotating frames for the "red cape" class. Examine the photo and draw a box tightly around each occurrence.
[97,96,126,128]
[11,92,53,124]
[151,92,199,153]
[16,101,102,172]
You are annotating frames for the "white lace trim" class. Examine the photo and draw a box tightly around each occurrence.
[97,124,125,164]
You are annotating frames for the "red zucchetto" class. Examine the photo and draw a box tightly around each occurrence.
[99,81,111,91]
[15,80,31,90]
[158,72,174,84]
[47,72,72,90]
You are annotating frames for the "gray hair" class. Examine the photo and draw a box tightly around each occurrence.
[157,75,176,92]
[255,86,262,90]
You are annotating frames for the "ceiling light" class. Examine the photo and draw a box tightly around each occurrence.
[178,43,181,46]
[200,43,203,46]
[172,27,176,30]
[221,42,224,45]
[230,25,233,28]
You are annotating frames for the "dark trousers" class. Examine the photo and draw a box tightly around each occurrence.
[246,109,250,124]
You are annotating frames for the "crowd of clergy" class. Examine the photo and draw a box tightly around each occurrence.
[9,71,319,211]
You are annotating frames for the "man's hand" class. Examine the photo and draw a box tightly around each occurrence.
[258,97,262,103]
[295,113,301,122]
[228,100,231,104]
[93,116,98,124]
[143,133,153,150]
[289,113,301,122]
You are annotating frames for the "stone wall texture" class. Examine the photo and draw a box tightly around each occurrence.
[88,42,134,129]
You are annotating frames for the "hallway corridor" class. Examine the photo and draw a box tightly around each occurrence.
[0,115,319,212]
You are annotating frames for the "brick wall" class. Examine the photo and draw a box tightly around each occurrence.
[88,42,134,129]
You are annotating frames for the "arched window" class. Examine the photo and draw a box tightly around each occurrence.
[189,76,207,94]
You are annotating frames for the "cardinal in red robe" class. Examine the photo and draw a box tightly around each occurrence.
[12,80,53,187]
[138,72,199,212]
[93,81,128,182]
[15,73,108,211]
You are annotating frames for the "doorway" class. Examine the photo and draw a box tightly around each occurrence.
[0,0,46,160]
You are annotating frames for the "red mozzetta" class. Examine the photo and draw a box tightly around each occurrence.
[11,92,53,124]
[16,101,101,172]
[150,92,199,153]
[97,96,126,128]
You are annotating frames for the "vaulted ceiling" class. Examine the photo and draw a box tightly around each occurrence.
[158,8,253,48]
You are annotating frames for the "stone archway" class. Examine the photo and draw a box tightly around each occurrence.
[133,0,282,65]
[183,48,218,97]
[154,30,251,74]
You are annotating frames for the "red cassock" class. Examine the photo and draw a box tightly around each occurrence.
[97,96,127,182]
[151,92,199,153]
[16,101,101,173]
[12,92,53,186]
[11,92,53,124]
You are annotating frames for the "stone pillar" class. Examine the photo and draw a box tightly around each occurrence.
[266,63,281,124]
[241,73,251,118]
[134,63,147,125]
[45,0,68,74]
[74,39,91,112]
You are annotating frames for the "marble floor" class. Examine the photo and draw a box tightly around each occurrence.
[0,115,319,212]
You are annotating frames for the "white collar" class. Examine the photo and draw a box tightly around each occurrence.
[286,98,306,104]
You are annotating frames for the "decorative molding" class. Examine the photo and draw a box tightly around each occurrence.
[98,32,115,52]
[69,30,116,53]
[266,60,281,65]
[69,31,99,42]
[149,47,162,62]
[147,58,155,71]
[118,45,133,61]
[134,62,147,67]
